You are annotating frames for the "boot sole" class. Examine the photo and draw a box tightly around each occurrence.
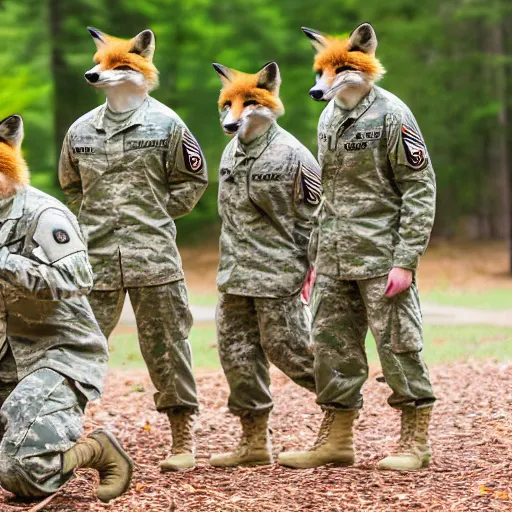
[377,458,431,471]
[90,429,134,500]
[210,459,273,468]
[279,460,354,469]
[161,463,195,472]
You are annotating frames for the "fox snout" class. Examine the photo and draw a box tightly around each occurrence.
[223,121,240,134]
[85,72,100,83]
[309,87,325,101]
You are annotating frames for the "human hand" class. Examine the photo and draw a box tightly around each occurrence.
[385,267,413,298]
[301,267,317,304]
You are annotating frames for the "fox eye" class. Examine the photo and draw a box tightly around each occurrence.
[115,65,135,71]
[336,65,356,74]
[223,101,232,109]
[243,99,258,107]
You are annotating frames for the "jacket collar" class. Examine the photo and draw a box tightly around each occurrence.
[2,187,25,221]
[92,97,150,137]
[235,122,280,161]
[332,86,377,133]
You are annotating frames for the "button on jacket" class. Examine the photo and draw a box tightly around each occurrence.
[59,97,208,290]
[316,86,436,279]
[217,123,322,298]
[0,186,108,399]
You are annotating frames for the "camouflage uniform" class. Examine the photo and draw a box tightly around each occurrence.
[217,122,322,414]
[59,97,208,412]
[0,186,108,497]
[312,86,436,410]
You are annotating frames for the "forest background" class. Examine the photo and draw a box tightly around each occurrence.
[1,0,511,249]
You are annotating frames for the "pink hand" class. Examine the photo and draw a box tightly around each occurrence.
[301,267,317,304]
[385,267,413,298]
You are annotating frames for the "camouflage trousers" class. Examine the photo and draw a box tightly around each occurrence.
[89,280,198,411]
[312,274,435,410]
[0,356,85,498]
[217,293,316,415]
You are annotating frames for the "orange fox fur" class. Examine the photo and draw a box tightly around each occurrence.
[218,71,284,119]
[314,36,385,82]
[0,142,29,196]
[93,35,159,88]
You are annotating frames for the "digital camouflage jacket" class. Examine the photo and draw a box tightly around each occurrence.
[315,86,436,279]
[59,96,208,290]
[0,186,108,399]
[217,122,322,298]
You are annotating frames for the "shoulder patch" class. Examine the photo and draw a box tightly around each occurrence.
[401,124,428,170]
[182,129,204,173]
[33,208,86,264]
[298,162,322,206]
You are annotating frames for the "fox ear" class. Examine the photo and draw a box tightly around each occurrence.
[88,26,108,50]
[301,27,328,52]
[212,63,235,86]
[130,29,156,61]
[0,115,24,147]
[348,23,378,55]
[256,62,281,94]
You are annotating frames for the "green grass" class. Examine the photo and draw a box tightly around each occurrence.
[422,288,512,311]
[108,323,512,370]
[188,292,218,307]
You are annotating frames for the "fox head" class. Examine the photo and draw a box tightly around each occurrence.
[85,27,158,92]
[0,115,29,198]
[302,23,385,102]
[213,61,284,142]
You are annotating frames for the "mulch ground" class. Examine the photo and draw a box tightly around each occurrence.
[1,362,511,512]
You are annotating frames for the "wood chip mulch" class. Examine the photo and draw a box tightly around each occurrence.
[1,362,511,511]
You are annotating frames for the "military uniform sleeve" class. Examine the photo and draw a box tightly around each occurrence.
[386,112,436,270]
[293,151,323,263]
[0,208,93,300]
[165,123,208,219]
[58,130,83,216]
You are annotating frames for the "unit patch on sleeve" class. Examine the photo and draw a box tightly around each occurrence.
[298,162,322,206]
[401,124,428,170]
[182,130,204,173]
[53,229,70,244]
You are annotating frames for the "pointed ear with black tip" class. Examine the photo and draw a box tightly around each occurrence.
[0,115,24,148]
[301,27,329,52]
[212,63,236,87]
[348,23,378,55]
[88,26,108,50]
[130,29,156,61]
[256,61,281,94]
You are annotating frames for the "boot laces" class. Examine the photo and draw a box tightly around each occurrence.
[311,410,336,451]
[170,410,194,455]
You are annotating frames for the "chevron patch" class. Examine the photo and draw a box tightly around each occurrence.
[299,162,322,205]
[401,124,428,170]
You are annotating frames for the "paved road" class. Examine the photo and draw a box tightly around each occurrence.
[119,299,512,327]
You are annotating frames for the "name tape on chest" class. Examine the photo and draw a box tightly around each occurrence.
[182,130,204,173]
[299,163,322,206]
[252,173,282,182]
[401,124,428,169]
[72,146,95,154]
[126,139,169,150]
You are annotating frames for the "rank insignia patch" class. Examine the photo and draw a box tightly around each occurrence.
[299,163,322,206]
[401,124,428,170]
[53,228,70,244]
[182,130,203,173]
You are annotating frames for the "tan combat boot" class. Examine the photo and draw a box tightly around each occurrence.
[278,409,357,469]
[377,406,433,470]
[62,429,133,503]
[161,409,195,471]
[210,411,272,467]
